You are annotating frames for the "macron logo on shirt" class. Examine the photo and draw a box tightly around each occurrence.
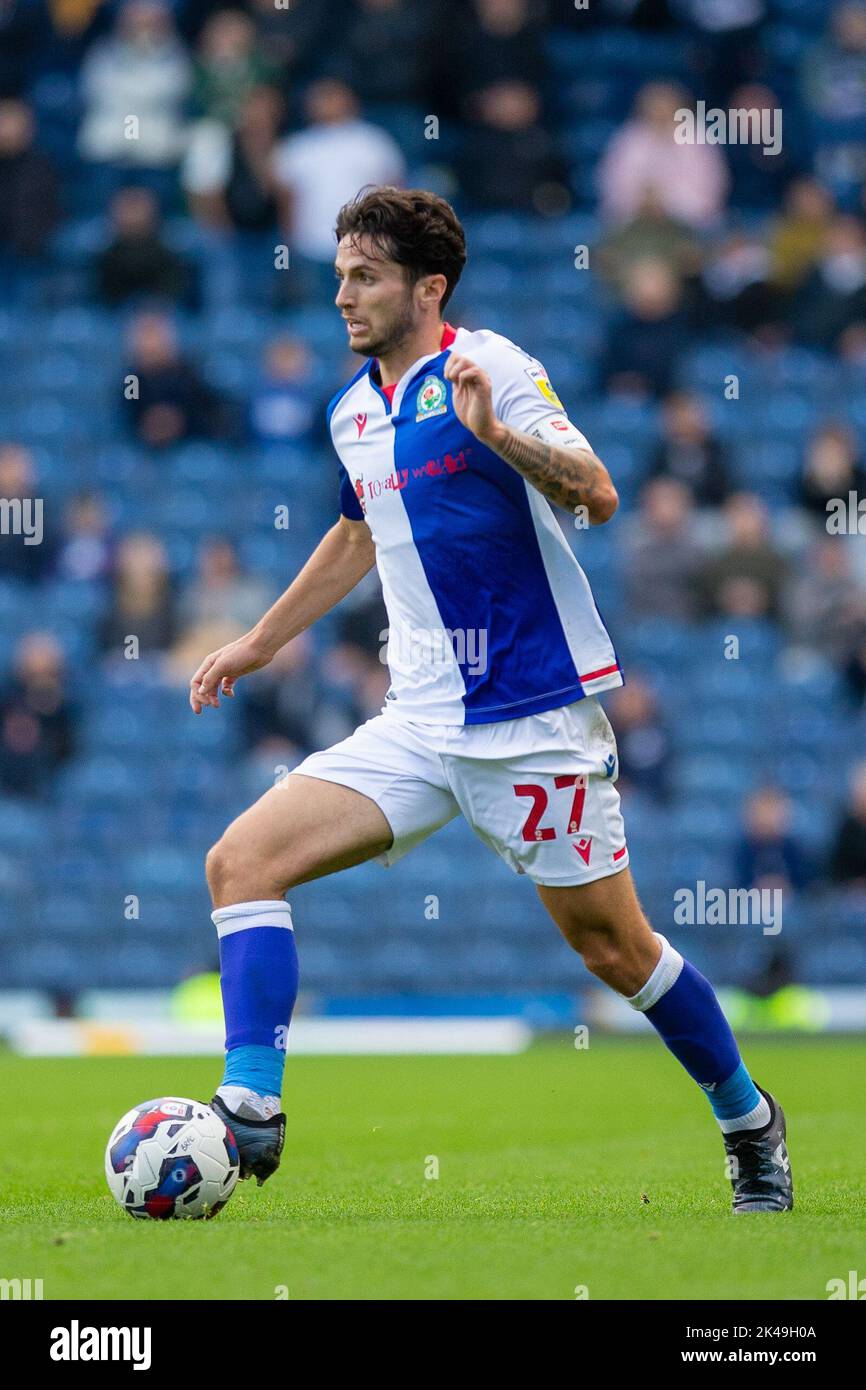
[353,412,368,439]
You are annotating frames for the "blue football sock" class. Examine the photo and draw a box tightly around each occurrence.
[222,1043,286,1098]
[212,899,299,1100]
[627,934,769,1132]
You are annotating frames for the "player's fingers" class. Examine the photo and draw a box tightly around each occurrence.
[189,653,217,713]
[197,654,228,696]
[444,353,472,380]
[191,656,229,711]
[455,365,486,390]
[221,676,236,697]
[191,651,217,691]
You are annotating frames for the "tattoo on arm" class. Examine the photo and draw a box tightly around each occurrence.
[491,426,615,518]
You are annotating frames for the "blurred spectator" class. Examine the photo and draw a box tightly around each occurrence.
[601,258,689,397]
[785,536,866,661]
[56,492,113,584]
[842,630,866,707]
[0,99,61,259]
[192,9,277,127]
[176,537,273,637]
[649,391,732,506]
[829,760,866,886]
[607,676,672,802]
[272,79,405,265]
[838,319,866,362]
[622,478,703,620]
[671,0,767,108]
[354,650,392,719]
[792,215,866,350]
[334,567,390,663]
[94,186,193,305]
[330,0,435,106]
[249,337,320,447]
[596,186,703,294]
[78,0,191,168]
[735,786,811,894]
[798,422,866,520]
[801,1,866,123]
[240,633,321,754]
[723,84,799,211]
[100,532,175,657]
[457,80,569,212]
[597,82,730,228]
[0,0,44,97]
[700,231,781,336]
[445,0,545,108]
[699,493,787,620]
[769,177,835,293]
[0,633,74,796]
[123,312,229,448]
[0,443,56,583]
[183,84,283,233]
[243,0,328,77]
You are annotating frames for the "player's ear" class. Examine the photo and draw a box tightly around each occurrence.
[418,272,447,310]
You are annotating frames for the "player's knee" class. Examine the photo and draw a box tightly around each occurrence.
[205,831,282,905]
[205,836,234,902]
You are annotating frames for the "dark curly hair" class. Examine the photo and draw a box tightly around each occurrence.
[334,186,468,310]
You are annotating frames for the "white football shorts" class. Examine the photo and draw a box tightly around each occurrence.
[289,696,629,888]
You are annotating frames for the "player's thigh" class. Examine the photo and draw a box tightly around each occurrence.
[536,864,655,950]
[208,773,394,898]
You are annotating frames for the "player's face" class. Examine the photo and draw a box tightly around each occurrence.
[334,236,418,360]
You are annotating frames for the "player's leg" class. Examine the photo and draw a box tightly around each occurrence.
[447,696,792,1212]
[204,774,394,1182]
[204,716,460,1183]
[537,869,792,1212]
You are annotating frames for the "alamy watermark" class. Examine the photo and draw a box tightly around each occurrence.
[826,492,866,534]
[379,625,488,675]
[674,881,782,936]
[0,497,43,545]
[675,101,782,156]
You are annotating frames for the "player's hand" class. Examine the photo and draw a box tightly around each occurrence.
[444,354,501,445]
[189,632,275,714]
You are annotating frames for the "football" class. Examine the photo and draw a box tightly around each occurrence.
[105,1098,239,1220]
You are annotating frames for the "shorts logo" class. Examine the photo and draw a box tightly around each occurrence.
[602,753,617,779]
[525,366,564,409]
[572,836,593,865]
[416,375,448,422]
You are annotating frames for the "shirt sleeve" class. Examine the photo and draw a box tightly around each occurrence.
[338,460,365,521]
[490,340,592,451]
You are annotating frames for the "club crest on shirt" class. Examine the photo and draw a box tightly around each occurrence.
[415,374,448,422]
[525,365,564,409]
[354,475,366,514]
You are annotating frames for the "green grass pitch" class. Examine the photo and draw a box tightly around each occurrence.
[0,1038,862,1301]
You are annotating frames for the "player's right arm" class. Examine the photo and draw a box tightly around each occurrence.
[189,515,376,713]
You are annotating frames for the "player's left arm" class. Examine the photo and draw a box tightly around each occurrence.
[444,353,618,524]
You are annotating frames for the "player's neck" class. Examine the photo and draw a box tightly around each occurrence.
[376,319,447,387]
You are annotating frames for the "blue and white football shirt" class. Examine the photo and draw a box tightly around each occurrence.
[328,323,623,726]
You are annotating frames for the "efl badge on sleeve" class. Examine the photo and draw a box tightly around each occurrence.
[525,365,564,410]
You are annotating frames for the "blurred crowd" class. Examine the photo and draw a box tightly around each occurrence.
[1,0,866,940]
